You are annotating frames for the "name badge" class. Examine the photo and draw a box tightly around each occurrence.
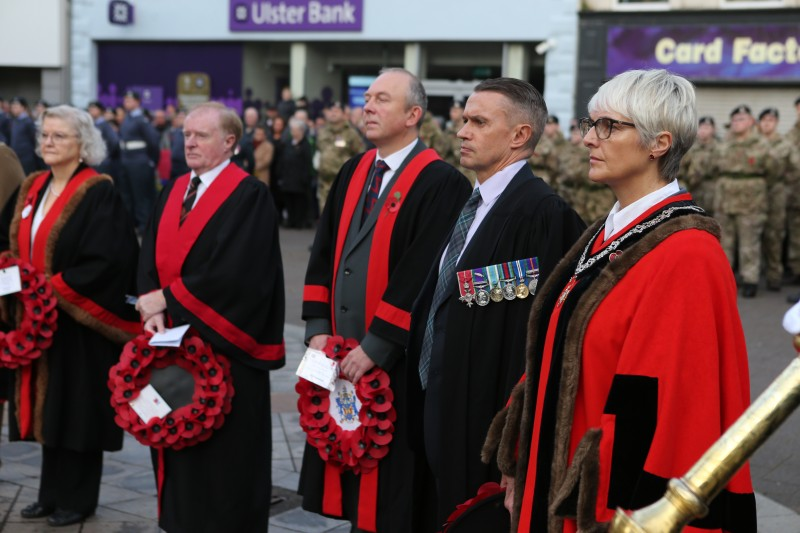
[0,266,22,296]
[296,347,338,391]
[129,384,172,423]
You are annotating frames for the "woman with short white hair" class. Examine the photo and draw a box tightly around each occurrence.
[0,104,140,527]
[485,70,756,533]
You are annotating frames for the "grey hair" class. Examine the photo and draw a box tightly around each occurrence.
[588,69,697,182]
[37,105,107,166]
[288,117,308,133]
[378,67,427,128]
[473,77,548,153]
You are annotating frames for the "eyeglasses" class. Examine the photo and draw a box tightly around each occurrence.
[38,132,76,144]
[578,117,636,140]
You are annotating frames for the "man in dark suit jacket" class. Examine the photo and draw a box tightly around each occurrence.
[9,97,40,175]
[300,68,471,533]
[406,78,586,528]
[88,101,121,180]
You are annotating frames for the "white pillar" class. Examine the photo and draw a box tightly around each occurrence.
[290,42,307,99]
[502,43,528,80]
[404,43,424,77]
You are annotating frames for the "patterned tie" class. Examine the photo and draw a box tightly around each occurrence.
[418,187,482,388]
[180,176,202,225]
[361,159,391,224]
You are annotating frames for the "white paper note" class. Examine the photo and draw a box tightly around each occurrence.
[149,324,191,347]
[783,301,800,336]
[0,266,22,297]
[296,348,338,391]
[129,384,172,423]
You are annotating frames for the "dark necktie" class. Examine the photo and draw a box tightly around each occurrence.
[418,188,482,388]
[361,159,390,224]
[180,176,202,225]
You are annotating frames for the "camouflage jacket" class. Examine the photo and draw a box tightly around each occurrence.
[316,121,365,179]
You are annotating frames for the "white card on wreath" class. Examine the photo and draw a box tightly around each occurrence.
[296,348,338,391]
[784,301,800,335]
[129,384,172,422]
[149,324,191,347]
[0,266,22,297]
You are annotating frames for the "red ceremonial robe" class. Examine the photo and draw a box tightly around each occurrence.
[300,147,471,532]
[138,162,285,533]
[484,195,756,533]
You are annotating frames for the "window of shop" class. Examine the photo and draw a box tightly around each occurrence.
[613,0,669,11]
[720,0,783,8]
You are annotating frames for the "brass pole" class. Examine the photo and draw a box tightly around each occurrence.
[610,339,800,533]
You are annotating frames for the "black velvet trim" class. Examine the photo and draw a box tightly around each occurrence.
[604,374,659,511]
[604,375,757,532]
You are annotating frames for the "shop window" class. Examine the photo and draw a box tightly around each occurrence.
[614,0,669,11]
[721,0,783,7]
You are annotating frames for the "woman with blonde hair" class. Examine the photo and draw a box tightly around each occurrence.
[485,70,756,533]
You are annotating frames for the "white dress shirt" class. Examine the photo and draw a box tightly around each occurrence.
[603,179,680,241]
[439,159,527,271]
[375,139,419,196]
[186,159,232,203]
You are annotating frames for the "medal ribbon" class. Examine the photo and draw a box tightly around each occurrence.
[501,262,512,284]
[515,260,526,285]
[487,264,499,291]
[457,269,474,304]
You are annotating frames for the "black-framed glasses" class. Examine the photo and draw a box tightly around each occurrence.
[578,117,636,139]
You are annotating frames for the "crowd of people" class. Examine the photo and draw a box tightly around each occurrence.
[0,66,791,532]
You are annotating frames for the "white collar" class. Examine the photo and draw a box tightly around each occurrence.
[190,159,231,188]
[604,180,680,240]
[475,160,526,206]
[376,138,418,171]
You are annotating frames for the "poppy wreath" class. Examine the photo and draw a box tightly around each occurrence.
[296,336,396,474]
[0,253,58,369]
[108,332,234,451]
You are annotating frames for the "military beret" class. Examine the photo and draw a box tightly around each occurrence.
[124,90,141,101]
[698,116,715,126]
[87,100,106,112]
[451,101,463,109]
[325,101,343,110]
[759,107,779,120]
[730,104,752,117]
[546,115,559,125]
[10,96,28,107]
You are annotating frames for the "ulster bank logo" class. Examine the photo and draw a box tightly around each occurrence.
[230,0,363,32]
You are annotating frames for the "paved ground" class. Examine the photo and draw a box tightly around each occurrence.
[0,226,798,531]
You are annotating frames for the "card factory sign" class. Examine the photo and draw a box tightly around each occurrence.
[607,25,800,81]
[230,0,362,31]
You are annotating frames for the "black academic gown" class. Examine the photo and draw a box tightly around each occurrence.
[406,164,586,527]
[0,170,139,451]
[138,171,285,533]
[300,149,471,533]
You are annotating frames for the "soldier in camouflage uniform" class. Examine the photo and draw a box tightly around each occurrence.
[439,101,476,185]
[315,101,365,212]
[785,98,800,303]
[556,122,614,224]
[419,110,448,160]
[758,108,795,290]
[712,105,780,298]
[680,116,718,215]
[528,115,565,188]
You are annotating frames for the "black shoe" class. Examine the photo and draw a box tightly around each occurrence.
[788,292,800,304]
[20,502,54,519]
[46,509,89,527]
[767,280,782,292]
[742,284,758,298]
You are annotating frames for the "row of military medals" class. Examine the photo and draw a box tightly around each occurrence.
[457,258,540,307]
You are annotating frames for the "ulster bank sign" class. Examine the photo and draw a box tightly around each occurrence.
[230,0,362,31]
[607,24,800,81]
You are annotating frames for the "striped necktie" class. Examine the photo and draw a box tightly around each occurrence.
[418,187,482,388]
[180,176,202,225]
[361,159,390,224]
